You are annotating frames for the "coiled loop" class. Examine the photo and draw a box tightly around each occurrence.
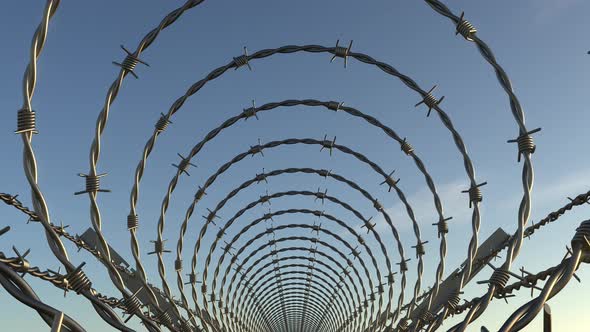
[455,12,477,41]
[127,214,139,230]
[16,109,37,134]
[65,263,92,294]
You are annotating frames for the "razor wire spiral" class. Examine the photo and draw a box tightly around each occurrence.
[1,0,589,331]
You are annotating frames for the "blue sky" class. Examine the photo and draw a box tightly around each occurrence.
[1,0,590,331]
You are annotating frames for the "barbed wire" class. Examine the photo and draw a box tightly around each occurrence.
[175,138,414,328]
[206,189,385,331]
[12,3,137,329]
[422,190,590,331]
[0,193,176,330]
[6,0,589,331]
[81,1,206,330]
[419,2,540,331]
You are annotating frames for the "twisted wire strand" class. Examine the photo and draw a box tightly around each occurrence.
[500,265,559,298]
[0,193,109,263]
[1,193,116,271]
[0,261,85,332]
[499,247,584,331]
[0,193,168,330]
[0,251,136,313]
[81,1,206,328]
[421,2,536,330]
[0,251,68,288]
[18,0,72,280]
[423,191,590,330]
[13,3,145,327]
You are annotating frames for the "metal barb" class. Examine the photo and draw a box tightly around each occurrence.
[462,181,487,208]
[233,46,252,70]
[112,45,149,79]
[74,173,110,195]
[414,85,445,117]
[256,168,268,184]
[319,134,337,156]
[250,138,265,157]
[380,169,400,192]
[507,127,541,162]
[314,187,328,204]
[148,239,171,255]
[0,226,11,237]
[172,153,197,176]
[330,39,353,68]
[455,12,478,41]
[243,100,259,121]
[15,109,38,134]
[361,217,376,234]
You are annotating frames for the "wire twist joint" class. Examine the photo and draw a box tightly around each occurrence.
[455,12,478,41]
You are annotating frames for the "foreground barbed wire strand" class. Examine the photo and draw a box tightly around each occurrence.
[0,249,137,313]
[16,0,73,288]
[0,261,85,332]
[14,2,144,331]
[423,192,590,331]
[0,193,173,330]
[80,1,206,329]
[499,222,587,332]
[0,229,79,331]
[421,2,537,331]
[17,0,68,268]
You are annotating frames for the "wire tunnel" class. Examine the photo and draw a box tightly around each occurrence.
[4,1,590,332]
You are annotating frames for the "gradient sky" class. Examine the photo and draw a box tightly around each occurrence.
[1,0,590,331]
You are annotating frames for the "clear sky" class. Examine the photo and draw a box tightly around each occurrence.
[1,0,590,331]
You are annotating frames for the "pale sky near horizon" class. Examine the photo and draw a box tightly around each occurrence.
[1,0,590,331]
